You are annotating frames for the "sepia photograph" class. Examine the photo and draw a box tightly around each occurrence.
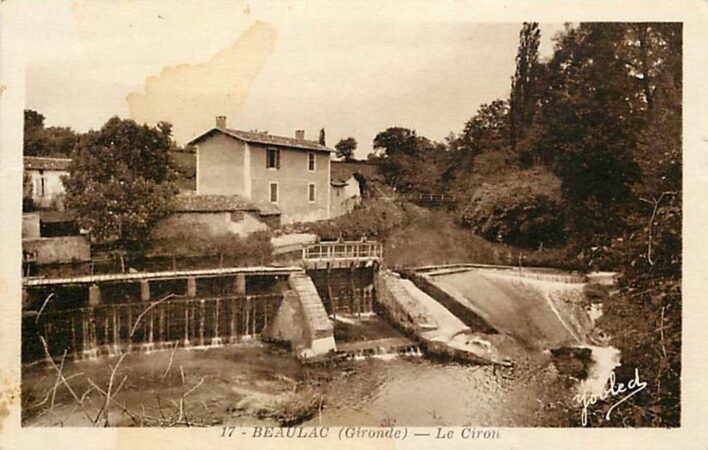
[1,0,693,439]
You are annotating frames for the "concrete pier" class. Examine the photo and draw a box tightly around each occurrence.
[234,273,246,295]
[186,277,197,297]
[264,273,336,359]
[140,280,150,301]
[88,284,101,307]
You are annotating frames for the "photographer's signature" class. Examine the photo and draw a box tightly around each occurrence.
[573,368,648,426]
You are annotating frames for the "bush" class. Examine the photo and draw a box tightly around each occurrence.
[458,168,566,249]
[148,223,273,265]
[287,198,410,241]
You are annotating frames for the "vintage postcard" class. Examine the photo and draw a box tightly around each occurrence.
[1,1,707,449]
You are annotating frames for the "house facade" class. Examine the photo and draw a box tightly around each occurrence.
[190,117,333,224]
[330,161,364,218]
[24,156,71,209]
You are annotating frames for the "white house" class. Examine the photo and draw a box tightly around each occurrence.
[24,156,71,209]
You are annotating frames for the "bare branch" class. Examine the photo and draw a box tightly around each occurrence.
[183,377,205,398]
[162,341,179,378]
[645,191,678,266]
[130,294,176,338]
[39,337,95,424]
[35,293,55,324]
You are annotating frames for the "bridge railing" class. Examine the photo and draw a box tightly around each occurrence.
[406,193,457,203]
[302,241,383,261]
[379,193,458,203]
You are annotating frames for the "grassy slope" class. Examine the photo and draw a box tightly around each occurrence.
[382,205,575,270]
[383,206,506,267]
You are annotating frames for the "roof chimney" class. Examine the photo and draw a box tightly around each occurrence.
[216,116,227,128]
[295,130,305,140]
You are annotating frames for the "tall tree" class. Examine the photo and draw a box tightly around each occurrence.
[509,22,541,151]
[334,137,357,161]
[530,23,646,235]
[62,117,177,245]
[318,128,326,146]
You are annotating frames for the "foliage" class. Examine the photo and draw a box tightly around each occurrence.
[372,127,448,193]
[293,198,409,241]
[454,100,510,156]
[169,148,197,191]
[509,22,541,151]
[318,128,326,146]
[442,100,513,193]
[334,137,357,161]
[24,109,79,157]
[531,23,682,427]
[149,224,273,265]
[62,117,178,244]
[529,24,644,237]
[458,169,566,248]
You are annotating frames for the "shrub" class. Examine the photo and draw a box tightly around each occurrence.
[458,168,565,249]
[148,223,273,265]
[288,198,410,241]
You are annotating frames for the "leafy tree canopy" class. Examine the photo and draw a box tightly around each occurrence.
[24,109,79,158]
[334,137,357,161]
[372,127,448,193]
[62,117,177,245]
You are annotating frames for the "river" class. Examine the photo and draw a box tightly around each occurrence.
[22,341,577,427]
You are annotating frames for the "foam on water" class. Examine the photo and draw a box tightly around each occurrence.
[578,345,621,397]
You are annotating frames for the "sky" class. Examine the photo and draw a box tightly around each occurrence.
[16,0,565,158]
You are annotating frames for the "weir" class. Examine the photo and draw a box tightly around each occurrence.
[22,267,299,363]
[23,294,282,362]
[408,265,610,349]
[22,239,612,369]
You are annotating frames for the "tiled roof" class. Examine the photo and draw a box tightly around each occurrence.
[172,195,254,213]
[24,156,72,171]
[251,201,281,216]
[189,127,334,153]
[172,194,281,216]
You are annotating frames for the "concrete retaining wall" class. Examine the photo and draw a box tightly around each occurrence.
[23,236,91,265]
[374,270,505,365]
[403,272,497,334]
[22,213,41,239]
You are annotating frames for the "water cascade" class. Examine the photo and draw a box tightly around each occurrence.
[23,294,283,363]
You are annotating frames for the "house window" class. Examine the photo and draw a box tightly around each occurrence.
[308,183,316,203]
[308,152,316,171]
[269,182,279,203]
[37,170,46,197]
[266,148,280,169]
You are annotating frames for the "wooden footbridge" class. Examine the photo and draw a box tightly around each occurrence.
[301,241,383,270]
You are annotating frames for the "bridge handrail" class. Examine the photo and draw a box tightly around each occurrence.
[302,241,383,260]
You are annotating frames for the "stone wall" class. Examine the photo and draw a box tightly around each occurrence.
[22,213,40,239]
[153,210,269,238]
[23,236,91,265]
